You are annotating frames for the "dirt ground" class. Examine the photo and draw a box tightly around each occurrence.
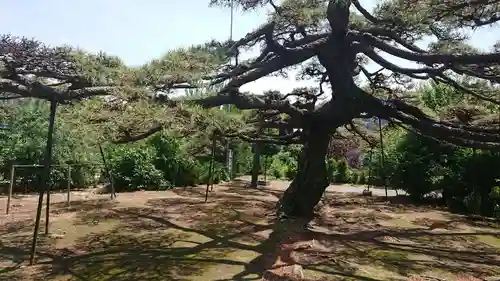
[0,179,499,281]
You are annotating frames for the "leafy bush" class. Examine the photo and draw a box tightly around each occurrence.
[334,160,348,183]
[269,159,285,179]
[284,165,296,180]
[326,159,336,183]
[267,150,297,180]
[369,127,500,216]
[357,172,367,185]
[0,100,102,192]
[349,172,359,185]
[197,161,218,184]
[233,142,253,176]
[108,144,167,191]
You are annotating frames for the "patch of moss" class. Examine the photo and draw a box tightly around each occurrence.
[368,249,409,261]
[190,249,260,281]
[52,218,120,248]
[305,267,354,280]
[61,228,233,281]
[378,218,421,229]
[476,235,500,248]
[355,265,403,280]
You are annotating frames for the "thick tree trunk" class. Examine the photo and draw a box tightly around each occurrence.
[277,127,332,218]
[250,143,260,188]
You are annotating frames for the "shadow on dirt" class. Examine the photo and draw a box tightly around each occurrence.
[0,180,498,280]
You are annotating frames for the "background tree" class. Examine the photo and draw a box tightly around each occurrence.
[0,34,144,263]
[0,99,103,190]
[64,42,251,190]
[369,82,500,216]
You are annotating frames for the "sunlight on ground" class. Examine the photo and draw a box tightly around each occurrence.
[378,218,422,229]
[477,235,500,247]
[1,181,499,281]
[190,250,261,281]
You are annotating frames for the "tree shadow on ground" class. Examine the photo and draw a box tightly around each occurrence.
[217,179,270,189]
[1,184,499,281]
[51,198,118,215]
[31,204,275,281]
[319,192,450,216]
[1,218,35,234]
[203,182,286,201]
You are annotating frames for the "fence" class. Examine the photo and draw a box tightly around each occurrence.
[5,163,115,214]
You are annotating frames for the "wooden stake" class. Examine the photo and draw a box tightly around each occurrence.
[66,166,71,206]
[30,99,57,265]
[98,143,115,199]
[6,165,15,214]
[110,174,115,200]
[377,118,388,200]
[205,135,216,202]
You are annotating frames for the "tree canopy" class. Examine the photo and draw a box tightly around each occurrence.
[199,0,500,150]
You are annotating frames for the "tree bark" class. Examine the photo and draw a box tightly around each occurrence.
[250,143,260,188]
[277,126,332,218]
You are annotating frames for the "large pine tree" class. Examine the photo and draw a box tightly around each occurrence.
[198,0,500,218]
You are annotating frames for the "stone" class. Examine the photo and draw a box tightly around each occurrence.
[262,264,304,281]
[48,233,65,239]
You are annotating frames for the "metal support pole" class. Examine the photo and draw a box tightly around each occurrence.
[6,165,15,214]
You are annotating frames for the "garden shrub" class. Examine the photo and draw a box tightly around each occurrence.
[108,144,167,191]
[372,129,500,216]
[326,158,336,183]
[357,172,367,185]
[334,160,348,183]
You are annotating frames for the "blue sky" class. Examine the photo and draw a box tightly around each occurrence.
[1,0,498,94]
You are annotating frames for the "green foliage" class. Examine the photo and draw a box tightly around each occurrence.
[368,128,500,216]
[357,172,367,185]
[107,132,235,192]
[198,160,229,184]
[268,156,285,179]
[326,158,337,183]
[266,146,299,180]
[324,158,366,185]
[233,142,253,176]
[390,132,454,199]
[0,99,102,191]
[349,172,359,185]
[490,181,500,199]
[132,41,229,87]
[108,144,167,190]
[0,98,242,193]
[419,82,463,112]
[334,159,348,183]
[361,82,500,216]
[260,143,281,157]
